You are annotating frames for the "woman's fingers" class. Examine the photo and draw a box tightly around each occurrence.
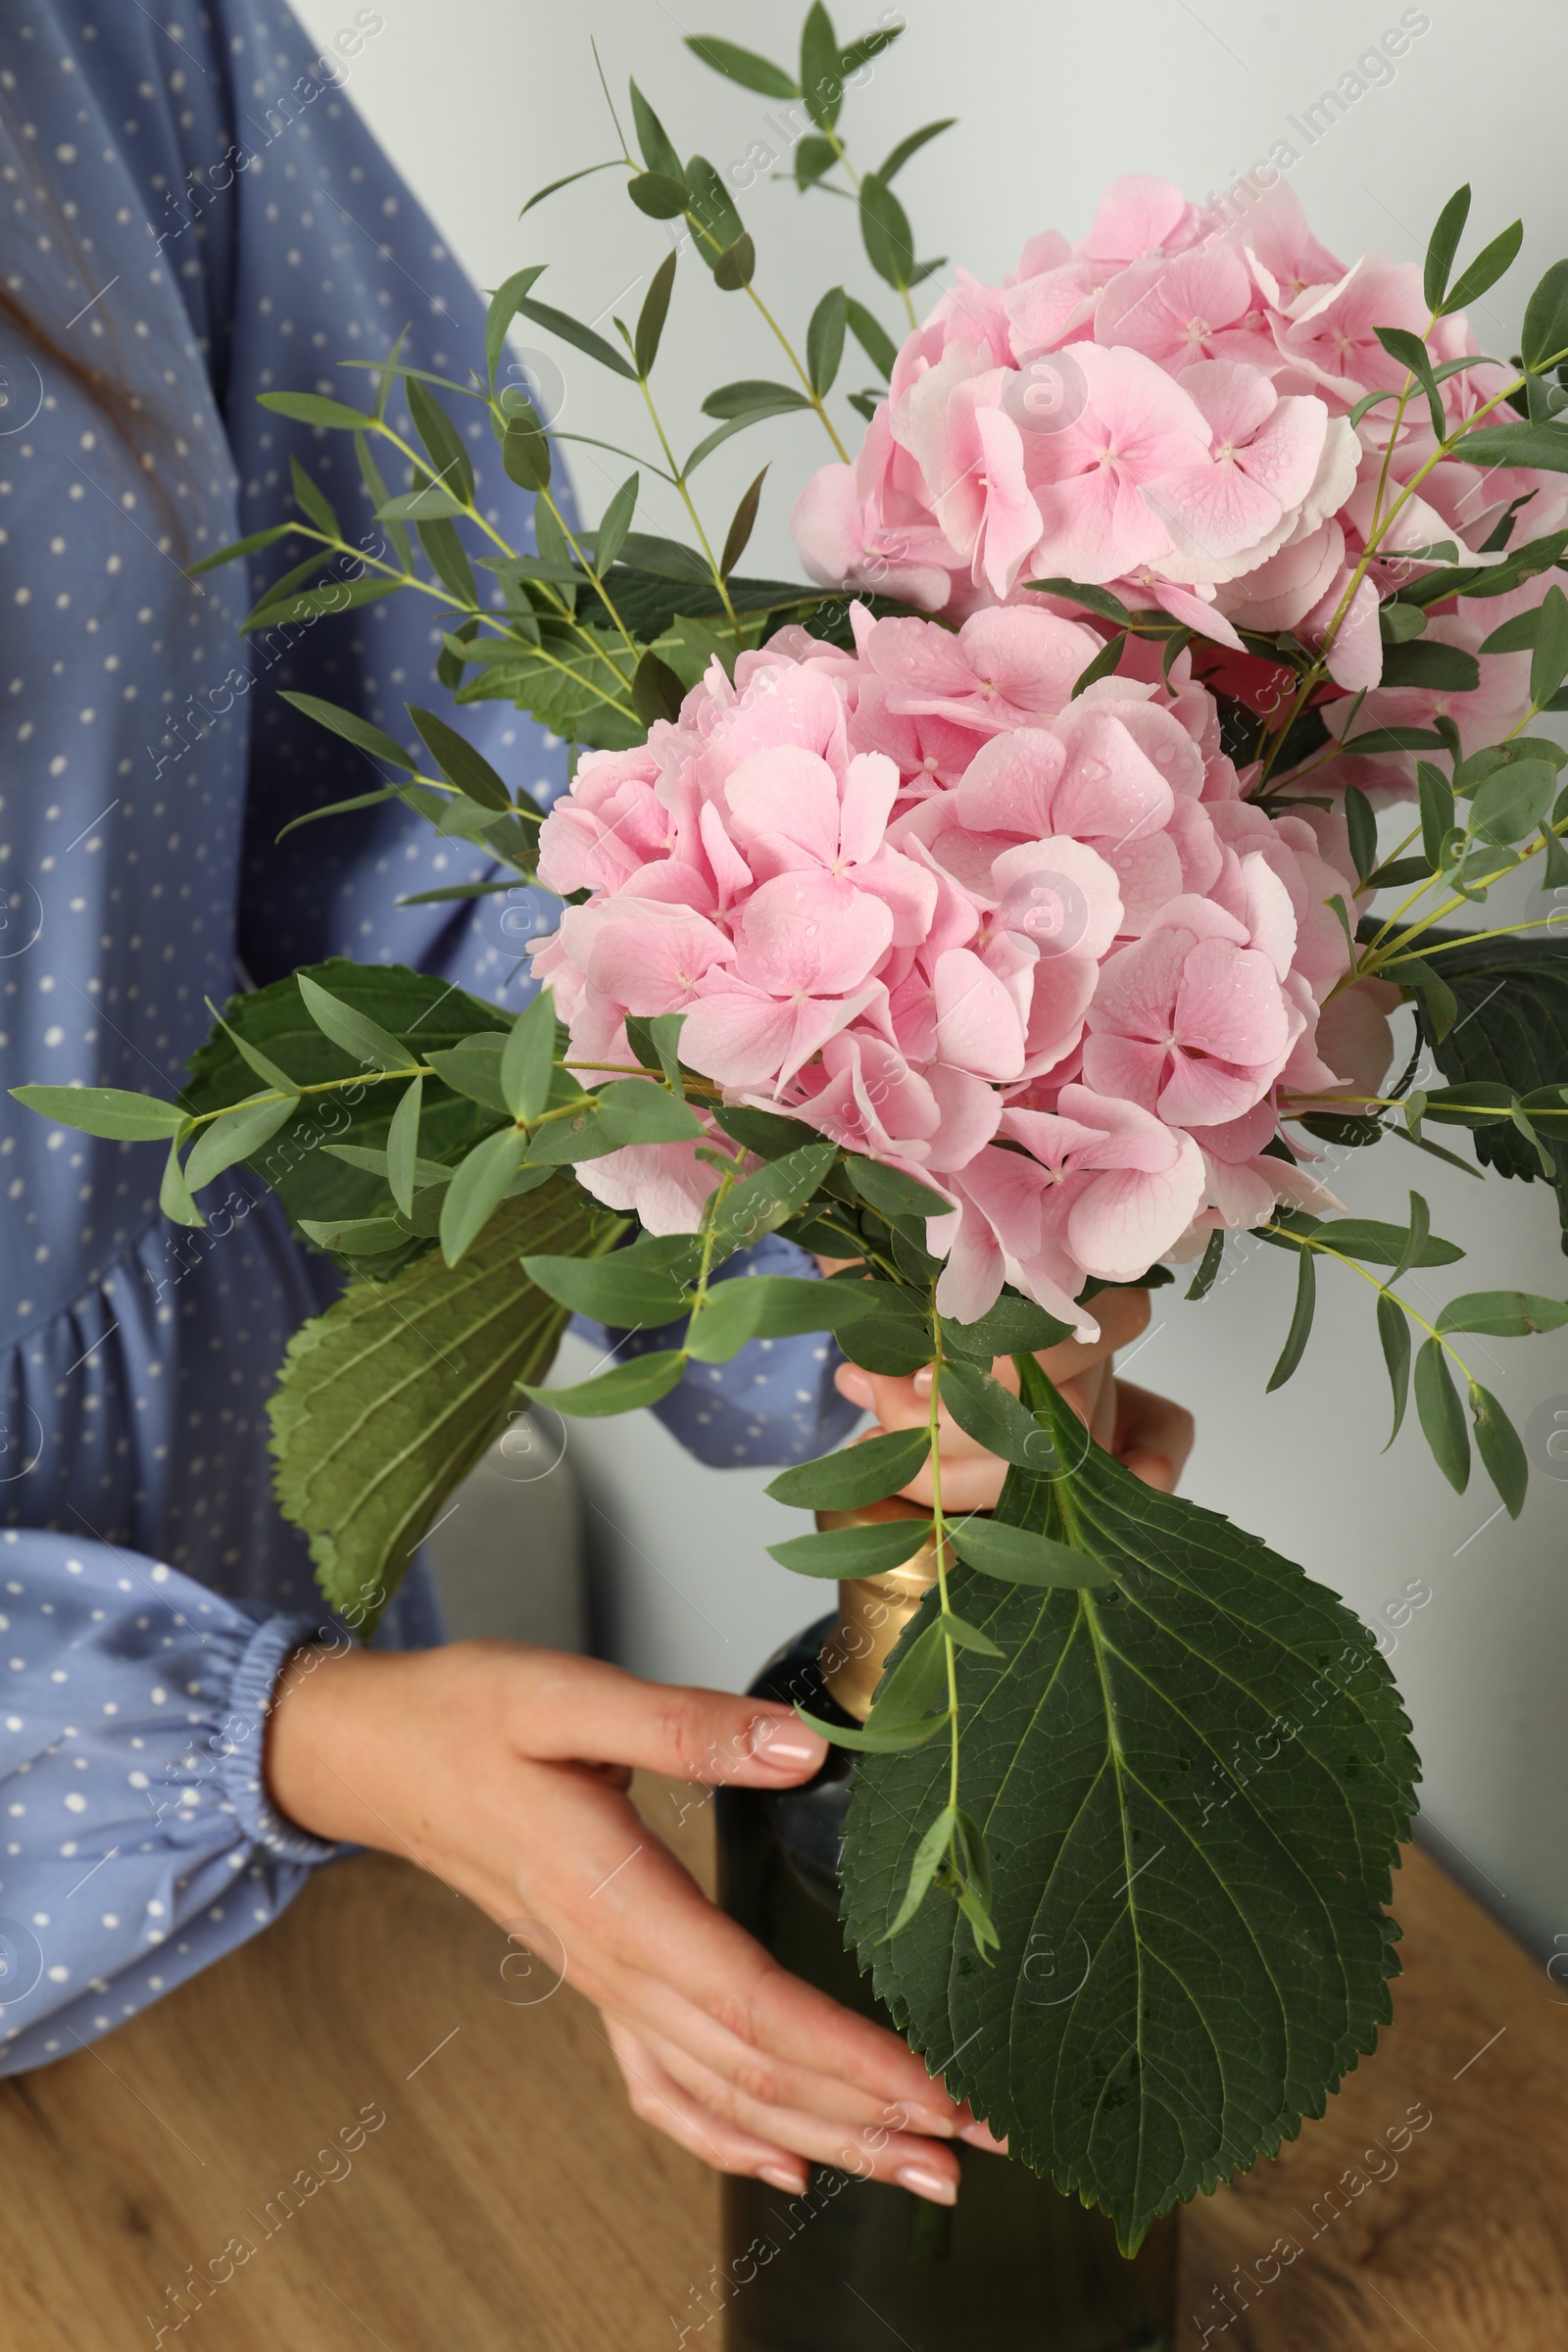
[602,2017,808,2191]
[628,2019,963,2203]
[504,1649,828,1788]
[589,1937,961,2143]
[1112,1378,1195,1492]
[524,1784,969,2137]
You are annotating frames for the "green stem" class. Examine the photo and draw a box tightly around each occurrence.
[678,200,851,461]
[636,377,741,632]
[535,481,640,664]
[924,1325,962,1831]
[1270,1228,1475,1383]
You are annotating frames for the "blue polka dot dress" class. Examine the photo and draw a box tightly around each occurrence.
[0,0,857,2070]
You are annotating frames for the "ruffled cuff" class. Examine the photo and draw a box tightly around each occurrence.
[214,1614,343,1866]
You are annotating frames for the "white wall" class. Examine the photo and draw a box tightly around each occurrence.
[295,0,1568,1956]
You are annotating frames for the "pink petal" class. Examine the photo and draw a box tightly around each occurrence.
[838,751,901,864]
[1233,394,1328,513]
[733,870,893,996]
[1052,706,1176,844]
[922,1062,1004,1170]
[576,1140,720,1235]
[1065,1134,1206,1280]
[956,607,1101,719]
[1079,175,1195,268]
[1176,359,1277,446]
[852,843,941,946]
[990,837,1125,962]
[1175,938,1292,1065]
[723,746,842,871]
[933,947,1028,1080]
[971,402,1045,597]
[954,728,1065,836]
[582,901,734,1016]
[1079,1031,1170,1114]
[1146,456,1283,564]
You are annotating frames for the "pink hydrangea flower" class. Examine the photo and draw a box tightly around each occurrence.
[786,172,1546,744]
[534,601,1366,1313]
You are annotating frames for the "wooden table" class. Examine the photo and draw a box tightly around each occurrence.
[0,1782,1562,2350]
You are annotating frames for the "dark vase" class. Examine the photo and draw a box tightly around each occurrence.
[714,1504,1177,2352]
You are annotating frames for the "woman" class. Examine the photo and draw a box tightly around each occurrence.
[0,0,1192,2204]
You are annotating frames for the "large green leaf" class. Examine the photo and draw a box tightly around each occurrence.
[269,1183,595,1629]
[182,960,510,1261]
[1413,932,1568,1249]
[841,1362,1417,2253]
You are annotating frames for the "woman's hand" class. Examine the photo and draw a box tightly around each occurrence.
[265,1642,997,2205]
[832,1284,1196,1510]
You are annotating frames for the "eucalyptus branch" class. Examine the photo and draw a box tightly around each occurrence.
[1255,344,1568,789]
[1268,1226,1476,1384]
[636,376,742,632]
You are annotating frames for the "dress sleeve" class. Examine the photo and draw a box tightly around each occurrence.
[0,1532,335,2075]
[193,0,576,1004]
[196,3,862,1463]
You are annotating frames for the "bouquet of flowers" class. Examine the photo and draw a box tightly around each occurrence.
[17,8,1568,2252]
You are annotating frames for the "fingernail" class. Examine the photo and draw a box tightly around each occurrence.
[836,1366,875,1405]
[903,2104,958,2137]
[912,1366,934,1396]
[895,2162,957,2205]
[759,2163,806,2192]
[749,1715,823,1772]
[959,2121,1009,2154]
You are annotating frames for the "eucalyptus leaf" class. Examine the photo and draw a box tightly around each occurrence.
[257,390,368,430]
[153,1131,201,1228]
[765,1427,932,1509]
[710,1142,839,1250]
[1434,1289,1568,1336]
[684,34,799,98]
[685,1272,875,1362]
[807,286,847,398]
[946,1517,1115,1590]
[520,1250,692,1327]
[845,1155,952,1223]
[595,1077,705,1148]
[276,691,414,774]
[516,293,638,382]
[1266,1250,1317,1392]
[406,705,511,811]
[885,1806,957,1938]
[526,1348,690,1418]
[498,991,558,1126]
[184,1095,296,1192]
[1423,183,1470,313]
[1521,257,1568,371]
[9,1084,188,1142]
[940,1358,1065,1475]
[635,250,677,378]
[719,466,767,578]
[1414,1338,1470,1492]
[439,1125,527,1264]
[297,973,409,1074]
[768,1519,941,1580]
[1376,1295,1411,1449]
[844,295,898,379]
[795,1709,946,1753]
[1470,1383,1527,1518]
